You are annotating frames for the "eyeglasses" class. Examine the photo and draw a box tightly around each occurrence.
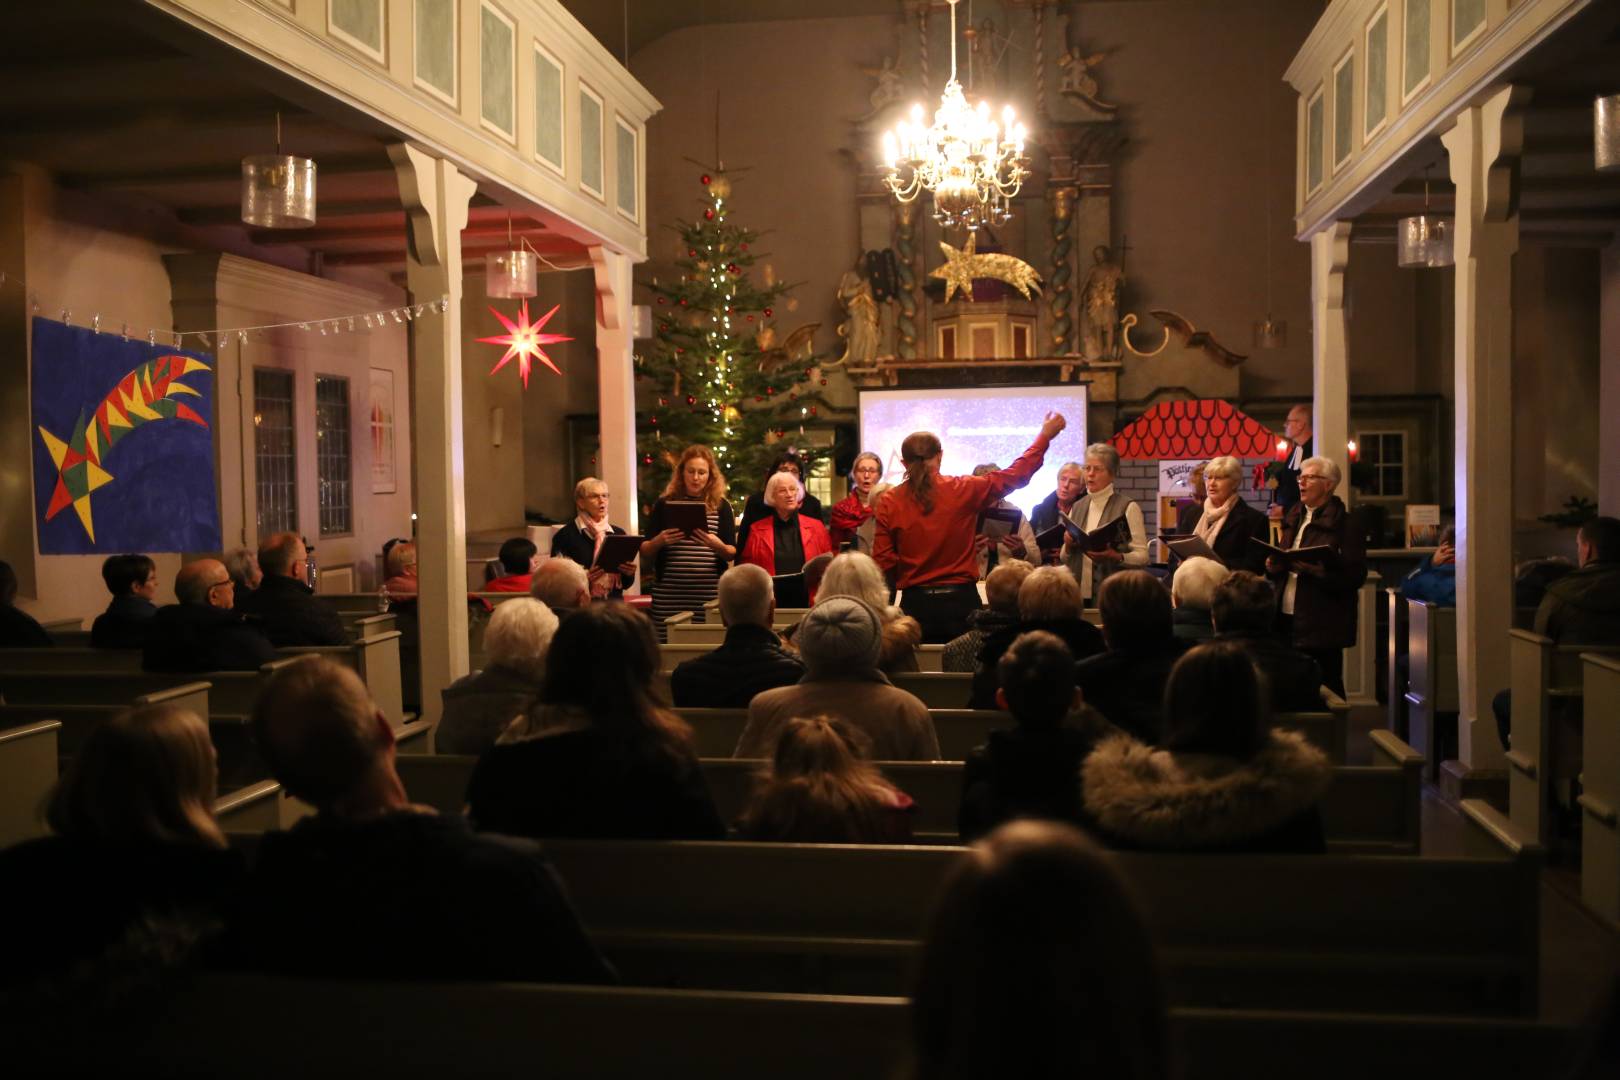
[1299,474,1331,484]
[208,578,234,593]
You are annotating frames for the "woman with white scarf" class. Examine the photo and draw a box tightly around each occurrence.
[1186,455,1269,574]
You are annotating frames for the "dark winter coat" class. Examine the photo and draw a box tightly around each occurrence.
[1269,495,1368,649]
[1212,630,1326,713]
[969,616,1107,710]
[1081,730,1330,853]
[670,622,806,709]
[437,665,546,755]
[958,715,1112,843]
[91,594,158,649]
[1073,640,1188,745]
[143,604,278,673]
[234,573,347,647]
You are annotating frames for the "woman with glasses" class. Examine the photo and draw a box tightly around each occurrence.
[1262,456,1367,698]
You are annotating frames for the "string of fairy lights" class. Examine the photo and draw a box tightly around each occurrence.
[0,268,449,351]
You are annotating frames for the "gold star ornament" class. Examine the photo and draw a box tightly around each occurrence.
[929,233,1045,303]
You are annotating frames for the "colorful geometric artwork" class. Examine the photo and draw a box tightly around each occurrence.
[31,317,221,554]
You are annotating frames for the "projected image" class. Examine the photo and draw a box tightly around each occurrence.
[857,385,1090,517]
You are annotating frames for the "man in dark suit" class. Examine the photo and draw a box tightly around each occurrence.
[671,564,804,708]
[144,559,278,672]
[1270,403,1314,520]
[236,533,347,647]
[551,477,637,598]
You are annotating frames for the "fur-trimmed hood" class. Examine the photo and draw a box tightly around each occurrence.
[1081,730,1331,850]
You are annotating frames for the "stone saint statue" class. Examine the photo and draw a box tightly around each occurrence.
[835,269,880,367]
[1081,245,1124,360]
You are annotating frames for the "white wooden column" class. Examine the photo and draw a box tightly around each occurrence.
[1310,221,1352,494]
[1441,85,1529,775]
[591,246,638,535]
[390,144,477,724]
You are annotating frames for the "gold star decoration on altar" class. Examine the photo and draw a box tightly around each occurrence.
[478,300,572,388]
[929,233,1045,304]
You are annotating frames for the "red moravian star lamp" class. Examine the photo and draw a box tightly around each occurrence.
[478,300,572,388]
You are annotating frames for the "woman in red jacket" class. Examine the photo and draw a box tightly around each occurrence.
[829,451,884,551]
[738,472,835,577]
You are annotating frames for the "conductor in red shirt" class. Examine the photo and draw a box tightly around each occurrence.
[874,412,1067,643]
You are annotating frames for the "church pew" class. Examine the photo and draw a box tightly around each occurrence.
[1505,630,1620,850]
[281,630,407,724]
[397,735,1423,854]
[659,626,946,672]
[1402,600,1458,778]
[1385,587,1408,739]
[0,719,60,847]
[340,610,396,640]
[39,616,82,634]
[0,659,297,717]
[534,829,1540,1013]
[670,705,1353,766]
[889,672,972,709]
[1579,652,1620,927]
[47,629,94,647]
[697,602,810,631]
[14,974,1576,1080]
[0,682,213,756]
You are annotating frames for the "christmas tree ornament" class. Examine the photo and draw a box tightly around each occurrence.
[701,174,711,185]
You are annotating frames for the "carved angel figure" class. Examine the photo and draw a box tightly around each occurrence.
[835,270,880,368]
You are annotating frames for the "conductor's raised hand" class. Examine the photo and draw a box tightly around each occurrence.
[1039,412,1067,441]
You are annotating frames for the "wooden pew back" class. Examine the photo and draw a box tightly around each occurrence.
[1385,587,1409,739]
[1403,600,1458,775]
[1579,652,1620,927]
[397,734,1423,854]
[0,719,60,847]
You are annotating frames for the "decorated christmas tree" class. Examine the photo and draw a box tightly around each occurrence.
[637,167,828,511]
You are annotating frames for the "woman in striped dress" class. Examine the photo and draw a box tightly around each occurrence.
[642,445,737,639]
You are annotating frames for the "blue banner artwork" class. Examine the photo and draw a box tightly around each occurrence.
[31,317,221,554]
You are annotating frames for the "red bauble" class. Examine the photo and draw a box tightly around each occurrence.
[675,347,684,354]
[687,249,697,257]
[740,243,749,251]
[655,297,666,305]
[766,387,775,396]
[820,378,828,385]
[728,264,739,274]
[650,416,659,425]
[685,395,695,405]
[745,315,754,322]
[755,396,764,402]
[643,455,653,465]
[657,397,667,406]
[810,407,818,416]
[703,209,715,220]
[763,307,773,317]
[701,174,711,185]
[678,298,687,306]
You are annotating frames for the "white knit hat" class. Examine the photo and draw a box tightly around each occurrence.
[797,596,883,677]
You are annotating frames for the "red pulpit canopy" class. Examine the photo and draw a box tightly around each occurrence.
[1109,400,1278,460]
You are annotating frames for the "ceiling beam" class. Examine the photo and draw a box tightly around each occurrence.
[322,239,588,268]
[247,219,552,247]
[60,153,393,191]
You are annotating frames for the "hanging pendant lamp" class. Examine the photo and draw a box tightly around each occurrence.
[486,214,539,299]
[241,112,317,229]
[1396,171,1453,268]
[1596,93,1620,172]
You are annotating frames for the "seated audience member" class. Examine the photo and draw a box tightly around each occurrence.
[802,551,835,605]
[530,557,592,620]
[484,538,538,593]
[551,477,637,597]
[738,448,826,539]
[942,561,1033,672]
[739,715,914,843]
[1514,555,1575,610]
[144,559,277,673]
[1169,556,1230,643]
[736,597,941,761]
[1083,641,1330,853]
[970,565,1105,709]
[380,540,418,600]
[1073,571,1184,744]
[817,551,923,673]
[468,605,725,840]
[1400,524,1457,606]
[738,472,836,580]
[0,704,244,988]
[1210,571,1325,712]
[438,598,558,755]
[230,657,611,982]
[223,546,263,598]
[236,532,346,647]
[1493,515,1620,749]
[91,553,160,649]
[970,462,1038,579]
[912,820,1169,1080]
[959,631,1111,843]
[0,560,52,647]
[671,564,804,709]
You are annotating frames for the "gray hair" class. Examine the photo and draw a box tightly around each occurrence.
[718,563,774,628]
[1018,565,1085,621]
[764,472,803,503]
[1084,444,1120,476]
[1056,461,1084,478]
[1300,456,1341,488]
[529,558,589,610]
[483,598,559,681]
[1203,456,1243,483]
[818,552,899,620]
[223,547,260,590]
[1171,556,1231,611]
